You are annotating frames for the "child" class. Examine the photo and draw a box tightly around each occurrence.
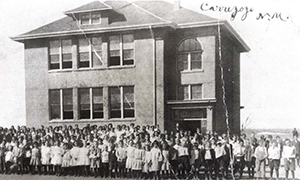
[203,141,215,180]
[51,140,63,176]
[5,145,13,174]
[282,139,296,180]
[190,142,201,179]
[101,145,109,178]
[30,142,41,175]
[233,139,245,178]
[178,141,190,179]
[116,140,127,178]
[132,142,144,179]
[89,140,100,177]
[254,140,268,179]
[109,144,117,178]
[268,140,281,180]
[161,143,170,179]
[61,143,71,176]
[125,140,135,178]
[70,140,80,176]
[0,140,6,173]
[79,141,90,177]
[143,144,152,179]
[150,140,163,180]
[41,141,51,175]
[244,139,255,178]
[23,142,31,174]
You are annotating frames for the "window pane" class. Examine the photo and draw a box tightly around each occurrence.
[123,49,133,60]
[50,55,59,63]
[93,88,103,104]
[50,90,61,119]
[62,39,72,54]
[92,37,102,51]
[178,86,189,100]
[79,89,90,119]
[124,86,134,118]
[91,13,101,24]
[178,39,202,52]
[191,85,202,99]
[81,14,90,25]
[191,53,202,61]
[49,40,60,54]
[109,87,121,118]
[178,62,188,71]
[63,89,73,119]
[191,61,202,70]
[62,54,72,69]
[109,35,120,50]
[123,34,134,49]
[178,54,188,62]
[92,51,103,67]
[79,38,89,52]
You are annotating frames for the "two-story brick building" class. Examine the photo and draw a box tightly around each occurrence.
[11,1,249,134]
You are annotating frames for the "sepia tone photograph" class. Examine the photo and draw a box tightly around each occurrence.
[0,0,299,179]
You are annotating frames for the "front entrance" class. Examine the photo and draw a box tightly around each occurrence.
[178,121,201,135]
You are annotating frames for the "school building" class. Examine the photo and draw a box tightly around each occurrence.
[11,1,249,134]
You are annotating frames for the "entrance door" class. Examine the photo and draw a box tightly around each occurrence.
[179,121,201,135]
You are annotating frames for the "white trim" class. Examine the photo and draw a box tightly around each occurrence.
[89,88,93,119]
[64,7,112,15]
[60,89,63,121]
[167,98,216,105]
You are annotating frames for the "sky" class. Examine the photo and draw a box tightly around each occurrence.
[0,0,299,129]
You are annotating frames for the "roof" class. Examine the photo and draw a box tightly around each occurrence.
[64,1,112,14]
[11,1,250,52]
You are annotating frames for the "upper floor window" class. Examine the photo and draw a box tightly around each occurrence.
[109,34,134,66]
[177,38,203,71]
[78,36,103,68]
[80,12,101,25]
[49,89,73,120]
[49,39,72,70]
[178,84,202,100]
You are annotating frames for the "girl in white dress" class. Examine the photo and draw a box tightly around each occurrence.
[41,141,51,175]
[142,144,152,178]
[161,143,170,178]
[50,141,63,176]
[132,142,145,178]
[70,141,80,176]
[125,140,135,178]
[150,140,163,180]
[79,141,90,177]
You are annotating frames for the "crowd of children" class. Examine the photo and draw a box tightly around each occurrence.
[0,123,299,180]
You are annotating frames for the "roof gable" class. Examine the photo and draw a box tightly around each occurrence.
[64,1,112,14]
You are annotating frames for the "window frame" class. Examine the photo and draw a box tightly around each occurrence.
[78,87,104,120]
[108,34,135,67]
[49,39,72,70]
[109,86,135,119]
[177,84,203,100]
[177,38,203,72]
[49,89,74,121]
[79,12,101,25]
[78,36,103,69]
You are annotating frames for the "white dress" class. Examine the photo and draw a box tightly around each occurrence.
[161,150,170,171]
[132,149,145,170]
[70,146,80,166]
[150,147,163,172]
[78,147,90,166]
[143,151,152,173]
[51,146,63,165]
[41,146,51,165]
[126,146,135,169]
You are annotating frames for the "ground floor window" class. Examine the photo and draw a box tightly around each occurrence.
[49,89,73,120]
[109,86,134,119]
[79,87,103,119]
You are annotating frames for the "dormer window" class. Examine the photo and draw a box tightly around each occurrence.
[80,12,101,25]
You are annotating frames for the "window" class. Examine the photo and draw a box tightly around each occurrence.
[80,12,101,25]
[177,38,203,71]
[178,84,202,100]
[79,88,103,119]
[49,89,73,120]
[109,34,134,66]
[49,39,72,70]
[78,36,102,68]
[109,86,134,119]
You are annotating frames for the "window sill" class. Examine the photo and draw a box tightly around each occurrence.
[49,118,136,123]
[48,65,135,73]
[167,99,217,104]
[180,69,204,74]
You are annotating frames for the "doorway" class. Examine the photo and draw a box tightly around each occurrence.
[178,121,201,135]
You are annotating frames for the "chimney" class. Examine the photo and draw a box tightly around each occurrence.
[174,0,180,11]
